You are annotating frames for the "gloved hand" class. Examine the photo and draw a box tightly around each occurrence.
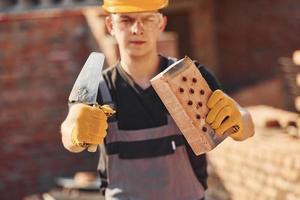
[70,103,109,147]
[206,89,244,140]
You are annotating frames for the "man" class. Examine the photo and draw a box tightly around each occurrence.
[61,0,255,199]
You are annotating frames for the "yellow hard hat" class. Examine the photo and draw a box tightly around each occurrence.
[102,0,168,13]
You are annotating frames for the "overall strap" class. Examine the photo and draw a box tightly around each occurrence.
[98,71,117,123]
[99,73,113,105]
[97,73,112,195]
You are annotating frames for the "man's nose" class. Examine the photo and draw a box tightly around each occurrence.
[131,20,144,35]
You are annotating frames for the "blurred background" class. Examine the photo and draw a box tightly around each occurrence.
[0,0,300,199]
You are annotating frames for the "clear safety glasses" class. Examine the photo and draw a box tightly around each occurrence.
[111,13,163,31]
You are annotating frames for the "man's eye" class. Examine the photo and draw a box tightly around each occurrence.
[121,19,130,23]
[144,17,156,22]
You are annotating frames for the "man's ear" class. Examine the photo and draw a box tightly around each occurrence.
[159,16,167,32]
[105,16,115,36]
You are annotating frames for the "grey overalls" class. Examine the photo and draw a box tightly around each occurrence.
[97,61,205,200]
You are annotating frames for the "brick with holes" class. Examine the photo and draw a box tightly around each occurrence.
[151,56,236,155]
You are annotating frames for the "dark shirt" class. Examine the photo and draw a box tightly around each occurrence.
[97,55,221,130]
[96,55,221,191]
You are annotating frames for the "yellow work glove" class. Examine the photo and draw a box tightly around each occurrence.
[206,89,244,140]
[70,103,110,147]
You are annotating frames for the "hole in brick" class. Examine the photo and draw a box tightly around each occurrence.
[188,100,193,105]
[192,78,197,83]
[196,114,201,119]
[179,88,184,93]
[182,76,187,81]
[202,126,207,132]
[189,88,194,94]
[200,89,205,95]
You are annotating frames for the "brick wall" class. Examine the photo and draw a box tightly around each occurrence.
[166,0,300,93]
[0,10,99,200]
[230,76,289,109]
[189,0,218,73]
[165,0,218,73]
[214,0,300,91]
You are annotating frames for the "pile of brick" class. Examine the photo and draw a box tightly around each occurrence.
[280,50,300,112]
[293,50,300,111]
[206,105,300,200]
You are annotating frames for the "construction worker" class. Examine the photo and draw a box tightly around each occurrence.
[61,0,255,199]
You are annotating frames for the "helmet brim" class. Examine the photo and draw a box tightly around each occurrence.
[102,3,167,14]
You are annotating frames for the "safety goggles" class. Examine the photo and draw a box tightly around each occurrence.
[111,12,163,31]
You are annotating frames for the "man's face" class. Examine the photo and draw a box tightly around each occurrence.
[106,12,166,57]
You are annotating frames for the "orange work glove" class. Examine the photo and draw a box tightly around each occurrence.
[206,89,244,140]
[70,103,110,147]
